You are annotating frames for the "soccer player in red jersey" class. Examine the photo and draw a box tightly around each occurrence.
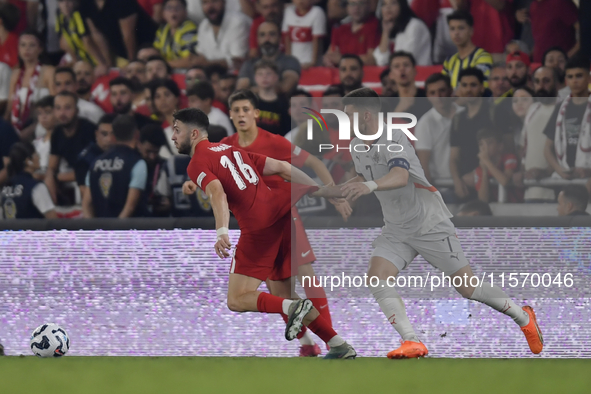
[172,107,356,359]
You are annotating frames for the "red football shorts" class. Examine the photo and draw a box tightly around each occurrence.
[291,206,316,268]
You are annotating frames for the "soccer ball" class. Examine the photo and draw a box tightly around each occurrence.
[30,323,70,358]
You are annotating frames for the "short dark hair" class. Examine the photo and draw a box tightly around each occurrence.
[139,124,167,147]
[220,73,237,82]
[447,10,473,27]
[150,78,181,100]
[339,54,364,68]
[173,108,210,132]
[163,0,187,7]
[254,58,279,75]
[476,128,502,143]
[565,54,591,72]
[54,90,78,105]
[513,86,534,97]
[458,67,485,84]
[425,73,451,90]
[343,88,381,113]
[7,142,35,177]
[0,2,20,32]
[228,89,259,109]
[109,76,135,91]
[205,64,228,80]
[97,113,118,126]
[323,85,344,97]
[459,200,492,216]
[35,95,54,108]
[292,89,313,99]
[187,81,215,101]
[379,68,390,81]
[562,185,589,211]
[390,51,416,67]
[146,55,172,76]
[542,46,567,65]
[54,66,76,81]
[112,114,137,142]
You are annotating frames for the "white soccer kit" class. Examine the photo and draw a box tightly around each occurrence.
[351,128,469,275]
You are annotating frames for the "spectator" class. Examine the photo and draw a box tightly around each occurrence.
[450,68,490,200]
[187,81,234,138]
[557,185,590,216]
[543,46,569,99]
[150,78,181,157]
[249,0,283,58]
[73,61,97,103]
[410,0,456,64]
[389,51,429,118]
[283,0,326,69]
[237,21,301,95]
[456,199,493,216]
[507,86,534,150]
[187,0,256,25]
[75,113,116,197]
[83,114,149,218]
[54,67,105,124]
[472,128,518,202]
[55,0,109,75]
[32,96,56,178]
[0,142,57,219]
[146,55,172,82]
[530,0,579,63]
[373,0,432,66]
[137,44,161,62]
[489,63,511,100]
[324,0,379,67]
[380,67,396,97]
[0,61,11,117]
[185,66,207,89]
[0,117,19,186]
[442,11,493,89]
[504,39,530,57]
[5,31,55,133]
[285,89,313,141]
[138,0,164,24]
[332,54,364,96]
[164,155,213,216]
[514,1,534,52]
[218,74,237,109]
[121,60,147,110]
[8,0,39,34]
[544,56,591,181]
[506,51,532,90]
[205,65,229,113]
[415,74,462,192]
[79,0,157,64]
[253,59,291,136]
[45,91,96,204]
[109,77,156,131]
[0,2,20,68]
[516,66,558,202]
[137,123,170,216]
[194,0,251,72]
[461,0,514,55]
[153,0,199,69]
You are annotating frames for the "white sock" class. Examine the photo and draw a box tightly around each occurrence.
[371,281,419,342]
[327,335,345,348]
[469,284,530,327]
[298,330,315,346]
[282,299,294,315]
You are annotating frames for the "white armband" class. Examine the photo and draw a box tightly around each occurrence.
[216,227,229,240]
[363,181,378,193]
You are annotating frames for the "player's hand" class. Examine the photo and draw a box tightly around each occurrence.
[214,234,232,259]
[183,180,197,195]
[341,182,371,202]
[329,198,352,222]
[515,8,529,24]
[557,167,573,180]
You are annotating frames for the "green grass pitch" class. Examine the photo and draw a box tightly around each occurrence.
[2,357,590,393]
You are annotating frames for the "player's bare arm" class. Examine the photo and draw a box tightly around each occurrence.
[182,180,198,195]
[205,180,232,259]
[341,167,409,202]
[262,157,319,187]
[309,175,366,199]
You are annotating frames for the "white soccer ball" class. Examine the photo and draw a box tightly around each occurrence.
[30,323,70,358]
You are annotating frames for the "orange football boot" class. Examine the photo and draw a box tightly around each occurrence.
[521,306,543,354]
[387,340,429,359]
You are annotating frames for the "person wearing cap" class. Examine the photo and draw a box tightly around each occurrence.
[506,51,533,90]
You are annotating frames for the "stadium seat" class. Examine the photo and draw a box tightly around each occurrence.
[172,73,186,91]
[415,65,444,85]
[299,67,334,88]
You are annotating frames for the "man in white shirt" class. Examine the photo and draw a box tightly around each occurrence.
[186,81,234,138]
[53,67,104,124]
[195,0,251,72]
[415,74,462,191]
[187,0,253,25]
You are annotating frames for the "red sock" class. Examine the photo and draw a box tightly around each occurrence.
[307,315,338,344]
[281,313,308,339]
[256,293,284,314]
[303,281,333,328]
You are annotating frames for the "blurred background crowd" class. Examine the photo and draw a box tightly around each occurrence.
[0,0,589,220]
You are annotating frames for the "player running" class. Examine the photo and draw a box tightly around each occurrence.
[314,88,543,358]
[171,107,356,359]
[183,90,351,357]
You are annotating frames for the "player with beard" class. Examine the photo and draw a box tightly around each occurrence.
[173,107,357,359]
[123,60,149,110]
[109,77,158,132]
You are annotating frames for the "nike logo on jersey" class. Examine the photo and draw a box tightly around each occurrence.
[301,250,311,257]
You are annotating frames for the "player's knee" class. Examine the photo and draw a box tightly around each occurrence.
[457,286,475,299]
[226,297,245,312]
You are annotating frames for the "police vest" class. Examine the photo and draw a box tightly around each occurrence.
[166,155,213,217]
[89,145,148,218]
[76,142,104,186]
[0,172,45,219]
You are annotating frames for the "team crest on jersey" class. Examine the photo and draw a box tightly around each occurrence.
[208,144,232,152]
[2,199,16,219]
[99,173,113,198]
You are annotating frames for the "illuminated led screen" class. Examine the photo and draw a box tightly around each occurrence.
[0,228,589,358]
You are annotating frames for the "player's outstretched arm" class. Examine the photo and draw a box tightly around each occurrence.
[263,157,319,187]
[303,154,334,185]
[205,180,232,259]
[341,167,409,202]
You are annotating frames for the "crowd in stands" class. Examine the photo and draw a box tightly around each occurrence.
[0,0,588,219]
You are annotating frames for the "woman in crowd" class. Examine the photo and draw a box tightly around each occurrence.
[150,78,180,158]
[507,86,535,156]
[0,142,57,219]
[373,0,432,66]
[4,31,54,133]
